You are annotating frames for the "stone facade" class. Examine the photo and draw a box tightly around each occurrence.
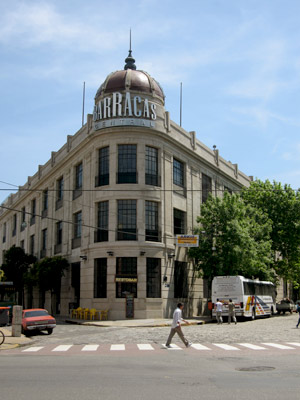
[0,55,251,319]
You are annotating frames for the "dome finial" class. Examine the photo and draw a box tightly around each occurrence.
[124,29,136,70]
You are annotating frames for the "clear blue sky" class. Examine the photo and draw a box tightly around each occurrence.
[1,0,300,204]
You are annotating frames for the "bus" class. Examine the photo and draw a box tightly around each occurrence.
[211,276,276,320]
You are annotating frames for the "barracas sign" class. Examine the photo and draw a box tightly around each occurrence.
[93,92,156,130]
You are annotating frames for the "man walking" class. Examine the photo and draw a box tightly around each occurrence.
[228,299,237,324]
[215,298,223,324]
[165,303,192,348]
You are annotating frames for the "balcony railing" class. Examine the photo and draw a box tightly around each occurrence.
[73,188,82,200]
[72,237,81,249]
[95,174,109,187]
[116,229,137,241]
[54,243,62,254]
[117,172,138,184]
[94,229,108,242]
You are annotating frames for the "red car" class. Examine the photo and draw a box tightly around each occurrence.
[22,308,56,335]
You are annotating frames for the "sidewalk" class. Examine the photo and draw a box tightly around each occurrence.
[65,316,212,328]
[0,326,32,351]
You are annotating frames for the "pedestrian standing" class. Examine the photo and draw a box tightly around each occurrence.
[228,299,237,324]
[165,303,192,348]
[215,298,223,324]
[296,303,300,328]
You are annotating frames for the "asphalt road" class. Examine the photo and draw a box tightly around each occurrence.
[1,351,300,400]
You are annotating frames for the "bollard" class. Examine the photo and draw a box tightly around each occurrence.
[12,305,23,337]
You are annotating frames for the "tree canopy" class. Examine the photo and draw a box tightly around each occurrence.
[189,192,274,282]
[1,245,36,304]
[242,180,300,287]
[32,256,69,294]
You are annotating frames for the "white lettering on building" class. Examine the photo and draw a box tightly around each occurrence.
[93,92,157,122]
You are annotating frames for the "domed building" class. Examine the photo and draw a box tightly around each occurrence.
[0,50,251,318]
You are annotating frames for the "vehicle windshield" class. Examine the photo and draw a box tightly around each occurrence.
[24,310,49,318]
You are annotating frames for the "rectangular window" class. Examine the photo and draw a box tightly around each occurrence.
[30,199,36,225]
[41,228,47,257]
[20,207,26,231]
[2,222,6,243]
[42,228,47,249]
[30,234,35,255]
[174,208,185,235]
[173,158,184,187]
[116,257,137,298]
[202,174,212,203]
[75,163,83,189]
[94,258,107,298]
[42,189,48,218]
[146,258,161,298]
[95,201,109,242]
[72,211,82,249]
[174,261,188,298]
[97,147,109,186]
[55,221,63,254]
[43,189,48,210]
[56,221,63,245]
[117,200,137,240]
[117,144,137,183]
[73,163,83,199]
[12,214,17,236]
[20,240,24,250]
[56,177,64,209]
[145,201,159,242]
[145,146,158,186]
[74,211,82,238]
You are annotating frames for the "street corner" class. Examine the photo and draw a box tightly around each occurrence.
[0,343,20,351]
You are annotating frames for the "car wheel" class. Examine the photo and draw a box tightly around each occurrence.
[47,328,53,335]
[251,308,256,320]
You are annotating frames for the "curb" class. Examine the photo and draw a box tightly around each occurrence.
[65,319,206,328]
[0,343,19,351]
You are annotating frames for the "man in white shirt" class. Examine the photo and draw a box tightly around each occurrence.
[165,303,192,348]
[215,298,223,324]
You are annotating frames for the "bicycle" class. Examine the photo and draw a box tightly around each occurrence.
[0,329,5,345]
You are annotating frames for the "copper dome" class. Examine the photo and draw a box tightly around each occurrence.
[95,51,165,104]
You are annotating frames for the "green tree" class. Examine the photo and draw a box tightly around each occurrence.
[242,180,300,287]
[32,256,69,314]
[189,192,274,283]
[1,246,36,305]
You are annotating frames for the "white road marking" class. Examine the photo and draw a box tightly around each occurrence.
[191,344,211,350]
[110,344,125,351]
[213,344,240,350]
[239,343,266,350]
[82,345,99,351]
[286,342,300,347]
[262,343,294,350]
[52,345,73,352]
[162,344,182,350]
[22,346,44,352]
[137,344,154,350]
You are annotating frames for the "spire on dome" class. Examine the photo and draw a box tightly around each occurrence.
[124,29,136,70]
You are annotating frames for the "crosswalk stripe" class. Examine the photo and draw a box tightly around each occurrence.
[286,342,300,347]
[262,343,294,350]
[52,345,73,352]
[137,344,154,350]
[111,344,125,351]
[213,344,240,351]
[191,344,211,350]
[239,343,266,350]
[82,345,99,351]
[162,344,182,350]
[22,346,44,352]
